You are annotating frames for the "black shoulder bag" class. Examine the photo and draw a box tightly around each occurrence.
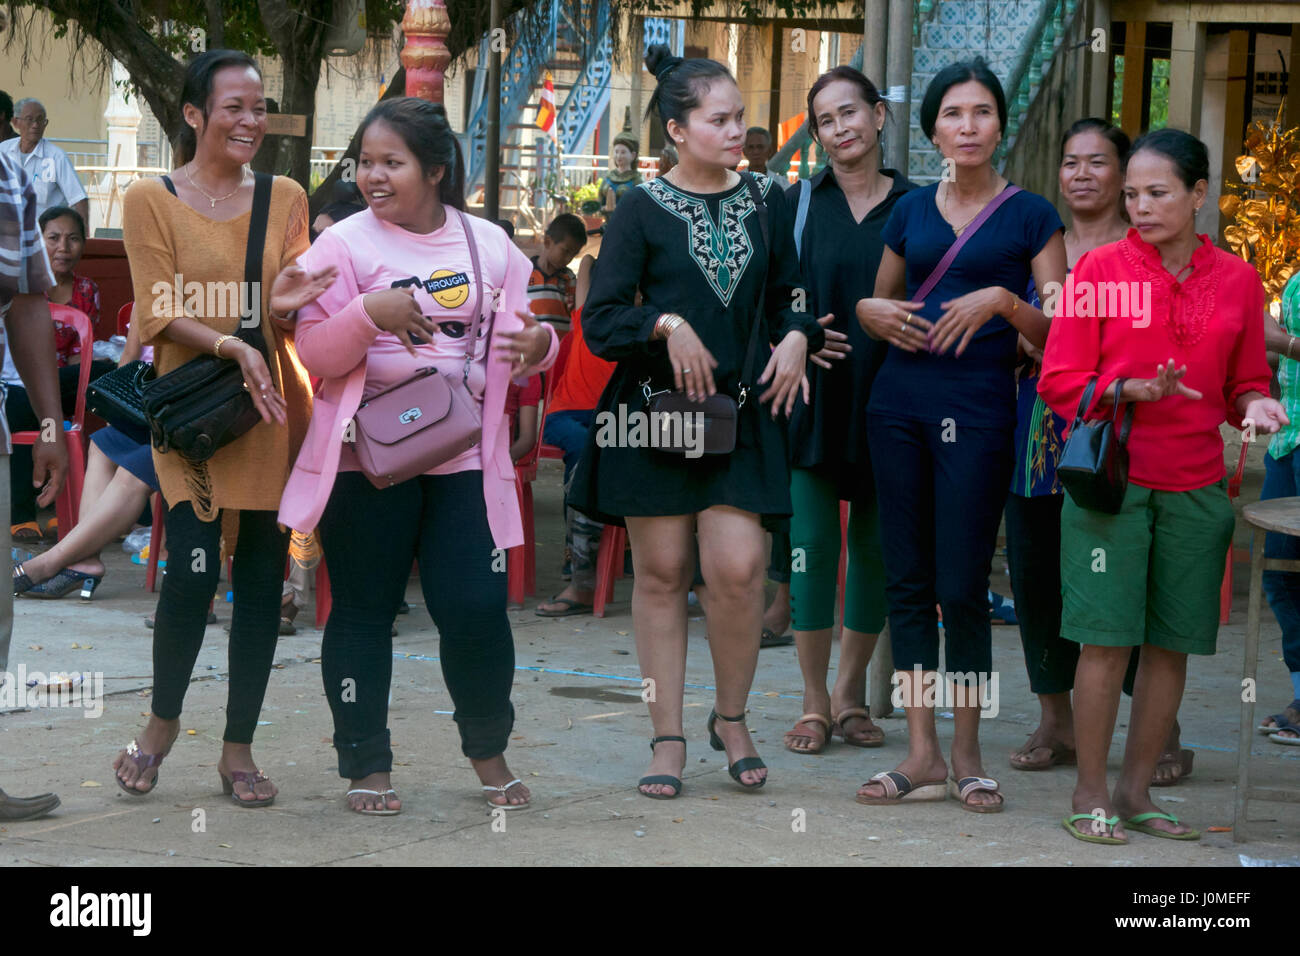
[137,172,274,462]
[642,171,768,456]
[1057,376,1136,514]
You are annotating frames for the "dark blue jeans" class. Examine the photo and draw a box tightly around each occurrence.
[1260,450,1300,682]
[867,414,1013,677]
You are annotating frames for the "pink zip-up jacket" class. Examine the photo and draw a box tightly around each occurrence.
[277,207,558,548]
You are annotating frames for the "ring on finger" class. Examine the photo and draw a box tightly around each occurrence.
[681,367,692,374]
[904,313,913,326]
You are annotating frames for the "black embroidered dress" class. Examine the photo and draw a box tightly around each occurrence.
[568,173,824,527]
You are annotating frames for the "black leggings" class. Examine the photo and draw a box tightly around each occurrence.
[318,470,515,779]
[1004,492,1078,695]
[151,503,289,743]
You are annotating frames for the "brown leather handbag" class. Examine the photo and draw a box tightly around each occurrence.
[351,208,489,488]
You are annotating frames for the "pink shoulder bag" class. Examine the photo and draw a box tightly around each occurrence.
[352,208,490,488]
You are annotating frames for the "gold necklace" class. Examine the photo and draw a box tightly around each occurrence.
[185,164,249,209]
[944,179,999,234]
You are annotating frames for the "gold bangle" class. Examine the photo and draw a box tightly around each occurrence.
[213,334,235,358]
[1008,290,1019,317]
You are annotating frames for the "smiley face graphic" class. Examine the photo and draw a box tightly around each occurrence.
[427,269,469,309]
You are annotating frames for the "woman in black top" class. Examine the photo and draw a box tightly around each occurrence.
[571,44,825,798]
[782,67,914,755]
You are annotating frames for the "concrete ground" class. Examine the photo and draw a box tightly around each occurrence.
[2,431,1298,867]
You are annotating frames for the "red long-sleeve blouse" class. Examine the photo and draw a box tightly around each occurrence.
[1038,229,1271,492]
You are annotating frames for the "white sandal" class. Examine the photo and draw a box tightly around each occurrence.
[483,778,531,811]
[346,788,401,816]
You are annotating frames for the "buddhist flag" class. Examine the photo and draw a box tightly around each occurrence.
[536,72,557,138]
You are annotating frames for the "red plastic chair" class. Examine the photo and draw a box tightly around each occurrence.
[592,524,628,618]
[11,304,93,540]
[506,318,578,605]
[1220,440,1252,624]
[116,301,133,337]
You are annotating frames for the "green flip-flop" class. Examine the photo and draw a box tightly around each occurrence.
[1123,811,1201,841]
[1062,812,1127,844]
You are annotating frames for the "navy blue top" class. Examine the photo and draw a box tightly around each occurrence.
[870,183,1063,431]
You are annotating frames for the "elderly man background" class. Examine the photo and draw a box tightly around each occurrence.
[1,98,88,222]
[0,150,70,822]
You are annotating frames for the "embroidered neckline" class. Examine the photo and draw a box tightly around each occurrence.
[643,176,772,306]
[1117,229,1220,348]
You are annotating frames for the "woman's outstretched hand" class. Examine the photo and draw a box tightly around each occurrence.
[270,262,339,318]
[1126,359,1204,402]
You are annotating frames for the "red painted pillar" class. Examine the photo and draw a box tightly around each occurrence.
[401,0,452,102]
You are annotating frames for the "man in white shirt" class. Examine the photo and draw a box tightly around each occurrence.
[1,98,89,223]
[0,151,68,822]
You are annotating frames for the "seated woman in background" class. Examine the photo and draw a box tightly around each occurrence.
[7,204,114,541]
[13,317,159,599]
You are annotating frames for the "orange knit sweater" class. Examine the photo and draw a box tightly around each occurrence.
[123,175,312,520]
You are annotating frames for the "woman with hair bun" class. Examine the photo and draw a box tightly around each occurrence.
[279,97,559,816]
[569,43,827,798]
[114,49,335,807]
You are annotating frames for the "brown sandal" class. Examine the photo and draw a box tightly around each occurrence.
[832,707,885,748]
[1009,738,1077,771]
[783,714,831,754]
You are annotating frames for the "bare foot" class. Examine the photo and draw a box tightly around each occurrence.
[472,753,531,807]
[346,772,401,813]
[217,743,278,804]
[639,736,685,797]
[113,716,179,793]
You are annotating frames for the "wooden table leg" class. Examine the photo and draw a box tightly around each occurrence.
[1235,527,1266,843]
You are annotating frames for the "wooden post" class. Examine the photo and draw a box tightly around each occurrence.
[1119,21,1145,137]
[401,0,452,103]
[1168,20,1207,136]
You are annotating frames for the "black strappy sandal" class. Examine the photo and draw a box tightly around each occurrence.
[638,735,685,800]
[707,709,767,790]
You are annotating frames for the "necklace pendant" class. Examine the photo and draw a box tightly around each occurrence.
[209,198,217,209]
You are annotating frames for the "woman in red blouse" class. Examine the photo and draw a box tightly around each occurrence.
[1039,129,1286,844]
[6,205,105,540]
[41,205,100,359]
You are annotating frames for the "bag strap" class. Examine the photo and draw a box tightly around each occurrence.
[1073,377,1099,425]
[793,178,812,259]
[1111,377,1137,444]
[738,171,770,407]
[457,207,487,386]
[915,184,1022,304]
[161,175,177,196]
[238,172,274,358]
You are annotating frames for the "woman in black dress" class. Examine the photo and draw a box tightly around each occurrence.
[571,44,825,798]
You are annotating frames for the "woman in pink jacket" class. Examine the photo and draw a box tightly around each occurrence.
[279,99,558,816]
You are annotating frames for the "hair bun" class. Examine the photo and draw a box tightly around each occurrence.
[644,43,681,81]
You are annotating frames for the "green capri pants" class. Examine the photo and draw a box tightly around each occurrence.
[789,466,889,633]
[1059,478,1234,656]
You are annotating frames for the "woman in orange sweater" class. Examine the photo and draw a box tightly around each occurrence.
[113,50,335,807]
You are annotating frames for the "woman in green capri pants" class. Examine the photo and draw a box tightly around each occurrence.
[1040,128,1285,844]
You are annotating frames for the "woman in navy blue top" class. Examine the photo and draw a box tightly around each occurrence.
[853,59,1066,812]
